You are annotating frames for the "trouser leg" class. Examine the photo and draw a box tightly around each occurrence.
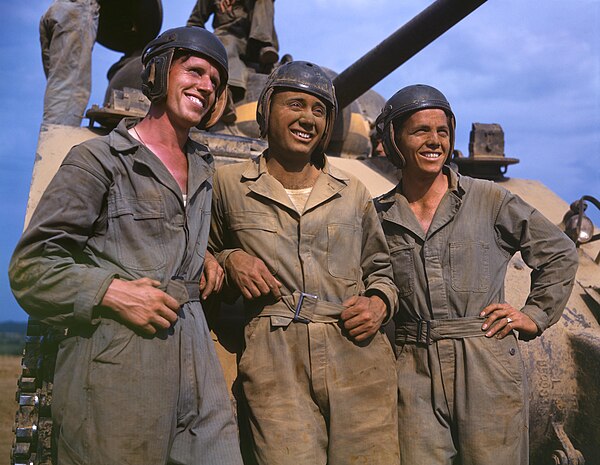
[168,306,243,465]
[55,309,242,465]
[215,30,247,96]
[326,328,399,465]
[248,0,278,49]
[54,318,176,465]
[40,0,98,126]
[396,342,456,465]
[239,319,328,465]
[456,335,528,465]
[396,335,528,465]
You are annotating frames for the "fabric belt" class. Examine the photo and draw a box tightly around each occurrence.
[166,278,201,305]
[396,316,487,345]
[257,291,343,324]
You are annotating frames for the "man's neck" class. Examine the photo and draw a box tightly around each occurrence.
[138,109,189,152]
[401,170,449,234]
[132,112,191,194]
[265,152,320,189]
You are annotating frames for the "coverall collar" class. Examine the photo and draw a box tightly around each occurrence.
[381,165,465,240]
[242,151,349,214]
[109,118,214,204]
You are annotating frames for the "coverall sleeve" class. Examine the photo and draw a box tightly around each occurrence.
[360,196,399,323]
[9,145,117,327]
[208,169,242,302]
[494,191,578,337]
[187,0,214,28]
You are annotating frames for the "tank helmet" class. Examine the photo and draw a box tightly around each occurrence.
[256,61,337,155]
[141,26,229,128]
[375,84,455,168]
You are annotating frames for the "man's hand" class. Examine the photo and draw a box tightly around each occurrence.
[101,278,180,335]
[200,251,224,299]
[217,0,234,14]
[225,250,282,300]
[340,295,387,342]
[480,303,539,339]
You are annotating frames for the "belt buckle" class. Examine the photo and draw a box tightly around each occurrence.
[293,292,318,323]
[416,319,432,345]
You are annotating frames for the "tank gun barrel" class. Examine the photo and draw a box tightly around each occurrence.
[333,0,487,109]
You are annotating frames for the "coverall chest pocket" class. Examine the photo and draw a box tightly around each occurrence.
[449,241,490,292]
[108,195,166,271]
[389,243,415,297]
[228,211,279,274]
[327,223,360,280]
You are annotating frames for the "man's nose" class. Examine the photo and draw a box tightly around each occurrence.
[196,74,215,94]
[427,131,441,146]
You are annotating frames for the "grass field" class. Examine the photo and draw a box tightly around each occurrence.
[0,355,22,463]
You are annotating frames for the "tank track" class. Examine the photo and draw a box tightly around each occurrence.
[11,319,63,465]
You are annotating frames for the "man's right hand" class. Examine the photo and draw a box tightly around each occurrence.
[225,250,282,300]
[101,278,180,335]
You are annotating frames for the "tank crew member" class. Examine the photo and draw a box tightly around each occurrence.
[40,0,100,126]
[188,0,279,103]
[10,27,243,465]
[209,61,400,465]
[374,84,578,465]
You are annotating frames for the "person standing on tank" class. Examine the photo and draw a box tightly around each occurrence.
[374,84,578,465]
[187,0,279,103]
[209,61,400,465]
[9,26,243,465]
[40,0,100,126]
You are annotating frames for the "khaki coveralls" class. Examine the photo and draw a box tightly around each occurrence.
[375,167,578,465]
[9,119,243,465]
[210,153,400,465]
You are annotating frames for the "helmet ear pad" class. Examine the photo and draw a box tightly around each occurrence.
[141,49,174,102]
[201,84,228,129]
[381,119,406,169]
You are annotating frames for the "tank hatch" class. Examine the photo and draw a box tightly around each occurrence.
[452,122,520,180]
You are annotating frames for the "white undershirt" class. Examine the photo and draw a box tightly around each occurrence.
[285,187,313,214]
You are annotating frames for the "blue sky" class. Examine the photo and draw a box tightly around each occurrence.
[0,0,598,322]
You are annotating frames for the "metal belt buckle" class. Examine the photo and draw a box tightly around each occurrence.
[416,319,432,345]
[293,292,318,323]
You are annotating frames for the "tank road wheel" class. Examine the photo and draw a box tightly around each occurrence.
[11,320,63,465]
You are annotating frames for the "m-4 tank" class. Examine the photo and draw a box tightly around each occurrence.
[11,0,600,464]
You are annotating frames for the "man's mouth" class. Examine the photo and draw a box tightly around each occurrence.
[186,94,205,109]
[291,129,312,140]
[421,151,442,159]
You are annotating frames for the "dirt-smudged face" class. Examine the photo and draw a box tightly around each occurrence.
[165,54,221,130]
[267,89,327,165]
[395,108,450,179]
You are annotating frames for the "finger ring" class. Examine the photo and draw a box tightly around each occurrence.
[506,317,513,324]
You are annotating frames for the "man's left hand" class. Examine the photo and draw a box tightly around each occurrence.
[340,295,387,342]
[480,303,539,339]
[200,251,224,299]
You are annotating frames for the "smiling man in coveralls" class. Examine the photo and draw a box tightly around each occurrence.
[10,27,243,465]
[209,61,400,465]
[374,84,578,465]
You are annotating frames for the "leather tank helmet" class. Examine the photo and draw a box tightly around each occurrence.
[257,61,338,156]
[141,26,229,129]
[375,84,455,168]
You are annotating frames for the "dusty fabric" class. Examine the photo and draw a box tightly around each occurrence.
[210,153,400,465]
[40,0,99,126]
[187,0,278,91]
[9,118,243,465]
[376,166,578,465]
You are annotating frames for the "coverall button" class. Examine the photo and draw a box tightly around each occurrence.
[509,347,516,356]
